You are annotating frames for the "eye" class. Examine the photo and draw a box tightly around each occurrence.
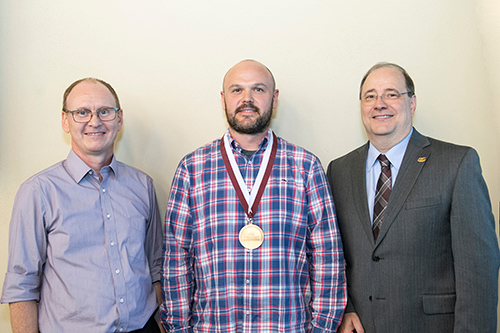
[232,88,241,93]
[75,109,90,116]
[385,92,399,99]
[254,87,264,92]
[364,94,376,101]
[99,108,111,116]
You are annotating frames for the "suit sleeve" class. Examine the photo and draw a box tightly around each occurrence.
[450,148,500,332]
[326,160,358,316]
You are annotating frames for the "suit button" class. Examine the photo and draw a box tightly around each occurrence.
[369,295,372,301]
[372,256,380,262]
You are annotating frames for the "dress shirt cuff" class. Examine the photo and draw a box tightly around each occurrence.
[0,272,40,303]
[149,258,162,283]
[345,296,355,313]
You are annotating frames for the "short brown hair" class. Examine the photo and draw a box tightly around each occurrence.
[62,78,120,110]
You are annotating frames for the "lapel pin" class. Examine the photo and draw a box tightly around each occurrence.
[417,157,426,163]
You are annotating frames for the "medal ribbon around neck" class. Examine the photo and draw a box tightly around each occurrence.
[220,129,278,220]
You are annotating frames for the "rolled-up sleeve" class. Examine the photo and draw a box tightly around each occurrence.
[145,177,163,284]
[1,180,47,303]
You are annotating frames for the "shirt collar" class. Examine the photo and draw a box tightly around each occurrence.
[366,128,413,172]
[225,128,272,153]
[64,149,117,184]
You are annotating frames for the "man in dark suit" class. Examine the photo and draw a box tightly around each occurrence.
[327,62,500,332]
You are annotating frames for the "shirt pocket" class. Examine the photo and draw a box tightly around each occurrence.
[265,177,307,239]
[120,210,147,263]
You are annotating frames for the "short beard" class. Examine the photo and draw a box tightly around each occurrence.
[225,101,273,135]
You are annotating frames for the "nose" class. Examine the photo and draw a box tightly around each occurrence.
[374,95,387,109]
[87,111,103,127]
[242,90,254,104]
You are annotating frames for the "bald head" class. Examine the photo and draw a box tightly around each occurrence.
[220,60,279,140]
[222,60,276,92]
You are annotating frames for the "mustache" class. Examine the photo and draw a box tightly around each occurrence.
[235,103,259,113]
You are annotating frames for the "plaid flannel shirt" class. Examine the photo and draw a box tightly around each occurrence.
[161,130,346,332]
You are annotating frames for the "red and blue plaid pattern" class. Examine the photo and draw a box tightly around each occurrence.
[161,130,346,332]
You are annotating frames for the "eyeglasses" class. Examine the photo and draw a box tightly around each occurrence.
[63,107,119,123]
[361,91,410,105]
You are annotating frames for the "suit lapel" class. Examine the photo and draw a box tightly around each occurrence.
[375,129,431,245]
[350,143,376,246]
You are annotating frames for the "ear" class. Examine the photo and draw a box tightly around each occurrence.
[272,89,279,109]
[62,111,70,133]
[115,108,124,131]
[410,94,417,117]
[220,91,226,110]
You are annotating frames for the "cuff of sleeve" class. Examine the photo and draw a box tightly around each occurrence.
[0,272,41,303]
[150,258,162,283]
[345,296,355,313]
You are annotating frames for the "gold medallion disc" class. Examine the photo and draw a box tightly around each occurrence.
[239,224,264,250]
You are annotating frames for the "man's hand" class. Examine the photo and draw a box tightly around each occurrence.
[153,282,166,333]
[338,312,364,333]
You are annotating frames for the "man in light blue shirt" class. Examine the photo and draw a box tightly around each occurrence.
[1,78,164,332]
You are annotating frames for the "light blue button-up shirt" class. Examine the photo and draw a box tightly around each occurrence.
[1,150,162,332]
[366,129,413,223]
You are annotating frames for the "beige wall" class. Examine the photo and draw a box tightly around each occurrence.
[1,0,499,331]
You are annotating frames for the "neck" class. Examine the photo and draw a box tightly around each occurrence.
[229,128,269,150]
[370,128,412,153]
[370,140,393,154]
[73,149,113,180]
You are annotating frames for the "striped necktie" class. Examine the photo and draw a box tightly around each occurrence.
[373,154,391,241]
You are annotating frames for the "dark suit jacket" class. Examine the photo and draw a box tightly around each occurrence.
[326,129,500,332]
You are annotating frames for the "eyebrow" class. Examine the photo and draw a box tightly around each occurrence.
[363,88,399,95]
[228,83,268,90]
[69,105,116,111]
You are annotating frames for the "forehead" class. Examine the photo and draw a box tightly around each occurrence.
[66,81,115,108]
[223,61,273,89]
[362,67,406,92]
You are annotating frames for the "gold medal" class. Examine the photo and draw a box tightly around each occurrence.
[239,224,264,249]
[220,130,276,251]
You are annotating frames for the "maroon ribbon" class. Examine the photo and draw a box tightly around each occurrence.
[220,132,277,219]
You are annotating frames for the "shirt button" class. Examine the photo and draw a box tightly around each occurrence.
[115,269,120,274]
[89,171,93,175]
[246,311,250,315]
[102,188,106,193]
[119,328,124,332]
[110,241,115,246]
[120,297,124,303]
[246,279,250,284]
[107,213,111,219]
